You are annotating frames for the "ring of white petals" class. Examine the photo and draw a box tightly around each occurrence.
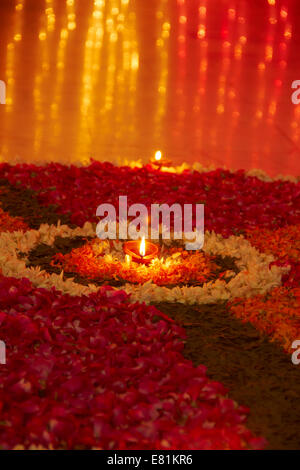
[0,222,288,305]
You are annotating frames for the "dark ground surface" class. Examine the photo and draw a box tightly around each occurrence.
[154,302,300,450]
[0,180,72,228]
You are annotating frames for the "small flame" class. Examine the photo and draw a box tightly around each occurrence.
[154,150,162,161]
[139,236,146,257]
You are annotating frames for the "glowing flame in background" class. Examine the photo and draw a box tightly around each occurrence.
[155,150,162,161]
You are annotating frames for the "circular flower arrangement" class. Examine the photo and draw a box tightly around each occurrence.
[50,239,233,287]
[0,222,286,305]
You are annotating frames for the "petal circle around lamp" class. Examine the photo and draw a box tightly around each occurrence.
[123,236,159,264]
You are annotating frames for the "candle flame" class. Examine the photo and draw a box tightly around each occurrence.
[139,236,146,257]
[155,150,162,161]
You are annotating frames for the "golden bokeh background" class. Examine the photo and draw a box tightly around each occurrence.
[0,0,300,176]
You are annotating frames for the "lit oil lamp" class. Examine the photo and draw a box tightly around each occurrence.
[150,150,172,168]
[123,236,159,264]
